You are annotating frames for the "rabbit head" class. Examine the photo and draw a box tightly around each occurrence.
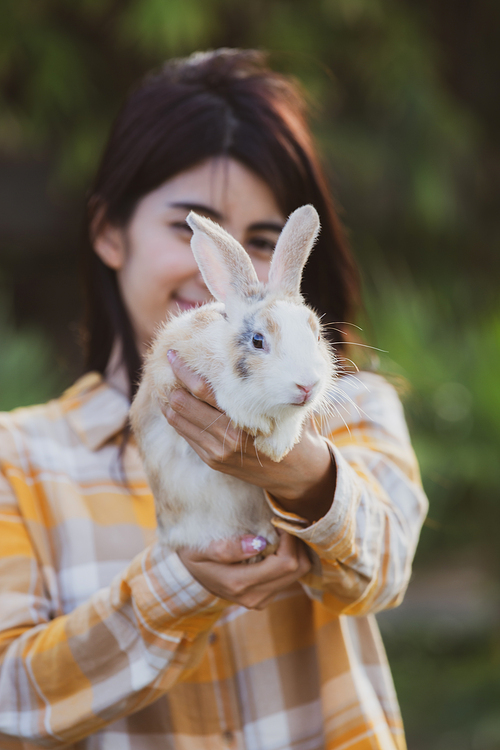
[185,204,337,461]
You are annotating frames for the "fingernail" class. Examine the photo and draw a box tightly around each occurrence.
[167,349,176,363]
[241,536,267,555]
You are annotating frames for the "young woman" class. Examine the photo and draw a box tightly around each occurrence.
[0,49,428,750]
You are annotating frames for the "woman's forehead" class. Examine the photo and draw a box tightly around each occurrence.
[147,158,285,224]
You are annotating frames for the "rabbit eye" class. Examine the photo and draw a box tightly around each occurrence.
[252,333,265,349]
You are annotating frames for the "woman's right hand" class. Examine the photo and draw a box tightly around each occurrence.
[177,531,311,610]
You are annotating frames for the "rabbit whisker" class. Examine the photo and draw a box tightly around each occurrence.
[239,428,245,466]
[323,326,367,342]
[329,388,371,423]
[317,409,328,436]
[243,431,251,457]
[336,357,360,373]
[321,400,352,438]
[339,373,371,393]
[200,411,226,434]
[328,320,364,331]
[221,418,233,460]
[334,408,352,439]
[322,327,346,338]
[328,387,363,418]
[254,442,263,468]
[342,341,388,353]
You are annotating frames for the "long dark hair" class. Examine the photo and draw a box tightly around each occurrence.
[83,49,360,399]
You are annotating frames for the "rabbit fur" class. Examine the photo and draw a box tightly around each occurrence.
[130,204,336,555]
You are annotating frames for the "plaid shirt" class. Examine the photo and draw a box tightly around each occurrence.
[0,370,427,750]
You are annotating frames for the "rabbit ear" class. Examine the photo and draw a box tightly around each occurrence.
[187,212,260,303]
[268,205,320,297]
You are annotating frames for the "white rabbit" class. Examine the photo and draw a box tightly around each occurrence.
[129,204,336,556]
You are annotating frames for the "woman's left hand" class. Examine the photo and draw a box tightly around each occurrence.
[162,351,336,524]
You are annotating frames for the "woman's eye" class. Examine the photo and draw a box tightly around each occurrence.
[247,236,276,255]
[171,221,193,234]
[252,333,265,349]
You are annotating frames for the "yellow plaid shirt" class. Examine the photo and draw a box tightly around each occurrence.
[0,370,427,750]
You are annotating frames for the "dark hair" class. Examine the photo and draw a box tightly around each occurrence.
[83,48,360,398]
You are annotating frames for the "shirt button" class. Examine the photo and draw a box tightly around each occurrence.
[209,632,218,645]
[222,730,234,745]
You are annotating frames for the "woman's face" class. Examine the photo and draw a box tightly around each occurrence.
[95,158,285,355]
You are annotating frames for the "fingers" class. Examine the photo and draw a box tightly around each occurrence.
[164,353,265,471]
[167,387,226,433]
[249,531,311,586]
[164,400,241,464]
[164,382,251,465]
[187,535,270,564]
[178,532,312,610]
[167,350,219,408]
[226,535,311,608]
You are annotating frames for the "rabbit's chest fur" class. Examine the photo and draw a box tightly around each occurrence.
[130,304,277,552]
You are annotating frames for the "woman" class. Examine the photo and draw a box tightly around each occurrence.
[0,49,428,749]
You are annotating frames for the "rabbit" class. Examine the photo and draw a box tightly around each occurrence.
[129,204,336,557]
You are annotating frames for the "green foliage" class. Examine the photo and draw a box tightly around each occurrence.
[0,292,65,412]
[363,274,500,564]
[116,0,215,56]
[385,626,500,749]
[364,274,500,745]
[0,0,479,264]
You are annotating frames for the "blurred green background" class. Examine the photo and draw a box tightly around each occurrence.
[1,1,499,747]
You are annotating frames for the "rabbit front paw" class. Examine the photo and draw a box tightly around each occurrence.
[254,432,297,462]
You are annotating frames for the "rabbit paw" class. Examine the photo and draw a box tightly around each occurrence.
[254,432,296,463]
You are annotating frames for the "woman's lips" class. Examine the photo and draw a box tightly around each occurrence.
[173,297,206,311]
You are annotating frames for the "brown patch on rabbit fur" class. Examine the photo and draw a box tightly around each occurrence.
[234,356,250,380]
[308,311,319,332]
[142,305,225,403]
[262,308,280,339]
[187,307,222,331]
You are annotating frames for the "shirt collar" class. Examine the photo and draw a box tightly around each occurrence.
[64,372,131,451]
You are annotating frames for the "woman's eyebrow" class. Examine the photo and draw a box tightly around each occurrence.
[168,204,284,234]
[169,202,223,221]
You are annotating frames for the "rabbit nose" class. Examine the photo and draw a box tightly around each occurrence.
[296,382,318,402]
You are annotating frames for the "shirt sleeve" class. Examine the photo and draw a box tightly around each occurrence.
[266,372,429,617]
[0,422,227,749]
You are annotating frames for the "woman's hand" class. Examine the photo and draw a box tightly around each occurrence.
[178,530,312,610]
[163,351,336,523]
